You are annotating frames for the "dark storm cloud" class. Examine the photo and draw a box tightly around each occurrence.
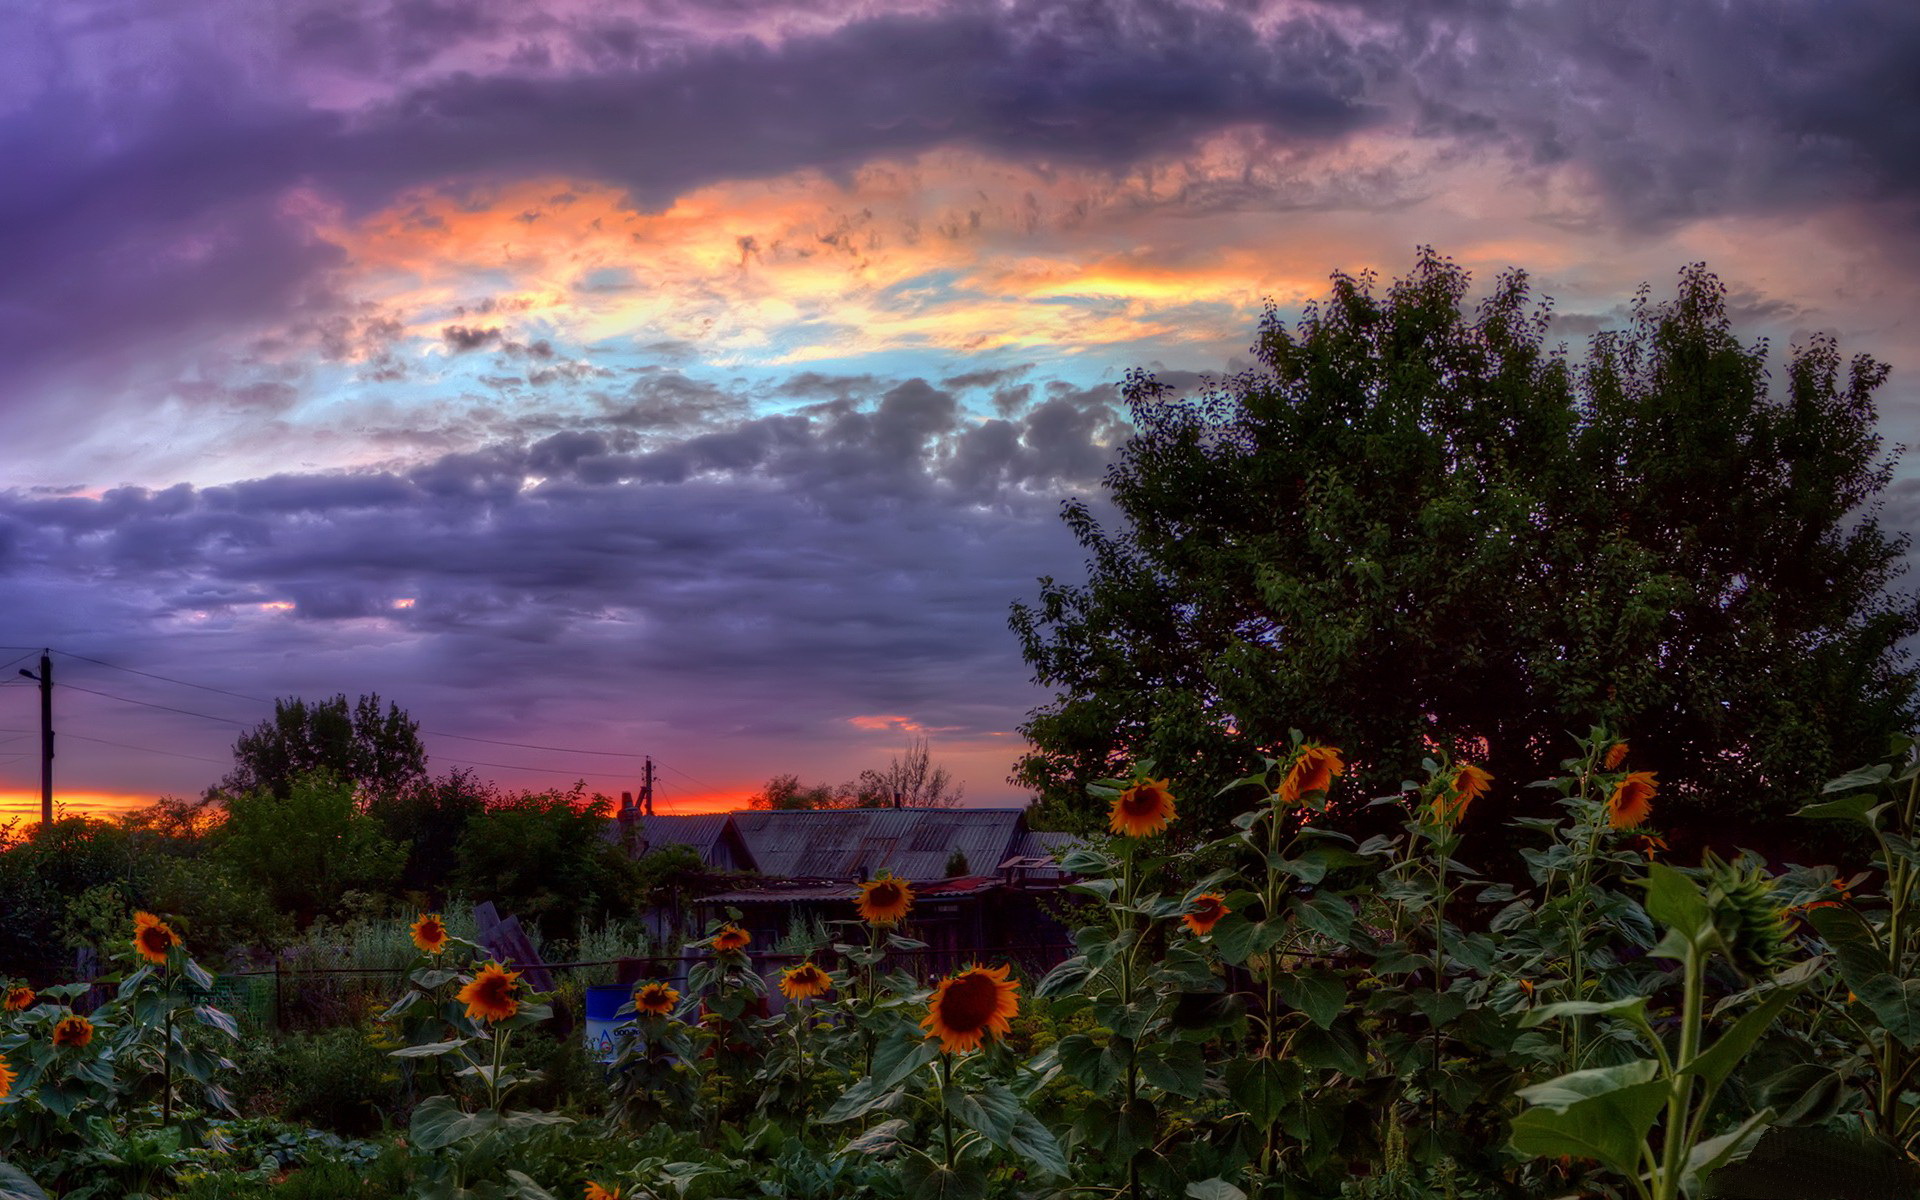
[2,0,1382,394]
[0,378,1125,742]
[1373,0,1920,226]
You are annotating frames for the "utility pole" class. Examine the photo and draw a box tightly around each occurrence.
[17,651,51,826]
[641,755,655,816]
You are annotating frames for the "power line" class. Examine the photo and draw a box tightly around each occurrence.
[51,650,270,705]
[0,651,40,675]
[424,730,653,758]
[60,732,229,766]
[58,682,248,726]
[435,754,643,782]
[655,759,729,795]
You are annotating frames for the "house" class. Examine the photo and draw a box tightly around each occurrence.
[615,805,1079,978]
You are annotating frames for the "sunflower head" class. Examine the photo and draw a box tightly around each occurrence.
[1108,776,1177,838]
[585,1183,624,1200]
[710,925,751,954]
[457,962,522,1023]
[0,1056,13,1102]
[52,1014,93,1049]
[1278,745,1345,806]
[1609,771,1657,829]
[132,911,180,965]
[779,962,833,1001]
[1182,893,1231,936]
[410,913,449,956]
[4,985,33,1012]
[856,875,915,925]
[1604,740,1630,770]
[1704,857,1791,975]
[920,964,1020,1054]
[1434,762,1493,826]
[632,981,680,1017]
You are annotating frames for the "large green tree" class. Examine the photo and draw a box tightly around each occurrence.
[1011,252,1920,850]
[221,692,427,801]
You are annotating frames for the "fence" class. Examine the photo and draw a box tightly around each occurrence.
[69,942,1071,1034]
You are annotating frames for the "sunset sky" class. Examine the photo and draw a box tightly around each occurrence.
[5,0,1919,822]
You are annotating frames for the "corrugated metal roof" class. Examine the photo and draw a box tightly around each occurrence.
[639,813,733,852]
[729,807,1027,882]
[700,874,1004,905]
[1015,830,1080,860]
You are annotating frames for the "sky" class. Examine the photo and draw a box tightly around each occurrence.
[4,0,1920,821]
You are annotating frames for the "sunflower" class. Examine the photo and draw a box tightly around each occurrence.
[1108,777,1177,837]
[585,1183,624,1200]
[856,875,915,926]
[1278,745,1345,806]
[52,1014,93,1049]
[779,962,833,1001]
[711,925,751,954]
[920,964,1020,1054]
[1182,893,1231,936]
[1434,763,1493,825]
[0,1057,12,1101]
[1604,740,1630,770]
[132,911,180,965]
[410,913,449,956]
[1609,771,1657,830]
[4,985,33,1012]
[632,981,680,1017]
[457,962,522,1023]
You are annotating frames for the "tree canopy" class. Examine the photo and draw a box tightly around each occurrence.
[1011,252,1919,850]
[221,693,427,801]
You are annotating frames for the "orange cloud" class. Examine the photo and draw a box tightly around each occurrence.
[849,714,926,734]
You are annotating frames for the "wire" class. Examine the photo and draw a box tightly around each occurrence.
[424,730,653,758]
[58,683,248,726]
[0,651,40,675]
[655,759,728,795]
[60,732,230,765]
[435,755,644,782]
[51,650,270,705]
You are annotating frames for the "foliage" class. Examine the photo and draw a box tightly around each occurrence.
[1010,252,1919,844]
[214,771,406,929]
[451,786,636,943]
[367,769,493,903]
[221,693,427,803]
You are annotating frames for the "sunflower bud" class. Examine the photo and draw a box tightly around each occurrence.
[1703,857,1790,974]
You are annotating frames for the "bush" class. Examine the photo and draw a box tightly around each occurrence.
[235,1028,402,1137]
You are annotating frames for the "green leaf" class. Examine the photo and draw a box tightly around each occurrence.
[1682,988,1795,1091]
[1276,968,1346,1030]
[193,1005,239,1039]
[1822,763,1893,794]
[392,1038,474,1059]
[1519,996,1652,1035]
[1682,1110,1773,1195]
[1516,1059,1660,1110]
[947,1083,1022,1146]
[871,1030,939,1091]
[1054,1033,1119,1091]
[1291,890,1354,941]
[1642,864,1709,943]
[898,1155,988,1200]
[0,1162,49,1200]
[1008,1110,1069,1178]
[844,1117,910,1155]
[1186,1181,1248,1200]
[1510,1074,1668,1178]
[409,1095,499,1150]
[1794,793,1882,825]
[1138,1041,1207,1099]
[1292,1018,1367,1078]
[1855,973,1920,1047]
